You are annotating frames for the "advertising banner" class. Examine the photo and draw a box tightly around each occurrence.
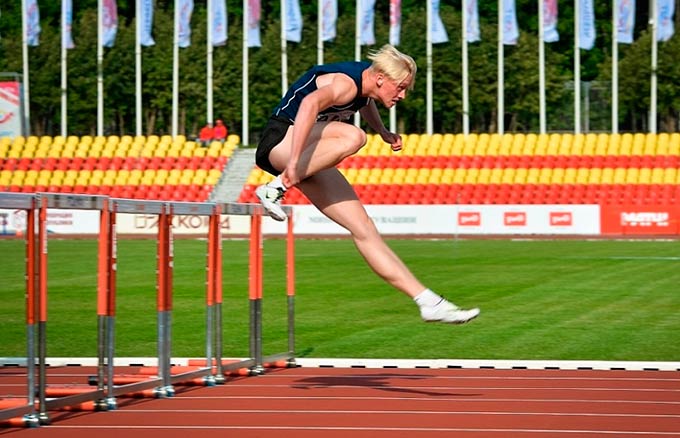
[0,81,23,138]
[600,204,680,235]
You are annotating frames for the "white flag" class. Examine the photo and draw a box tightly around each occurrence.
[177,0,193,48]
[286,0,303,43]
[102,0,118,48]
[657,0,675,41]
[322,0,338,42]
[62,0,75,49]
[543,0,559,42]
[615,0,634,43]
[360,0,376,46]
[212,0,228,46]
[389,0,401,46]
[248,0,261,47]
[431,0,449,44]
[578,0,596,49]
[25,0,41,46]
[139,0,155,46]
[466,0,481,42]
[503,0,519,45]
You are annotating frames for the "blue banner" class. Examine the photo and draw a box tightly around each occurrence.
[102,0,118,47]
[25,0,41,46]
[139,0,155,46]
[322,0,337,42]
[62,0,75,49]
[503,0,519,45]
[431,0,449,44]
[466,0,480,42]
[578,0,596,50]
[212,0,228,46]
[360,0,376,45]
[177,0,193,48]
[616,0,634,43]
[657,0,675,42]
[286,0,303,43]
[543,0,559,42]
[247,0,261,47]
[389,0,401,46]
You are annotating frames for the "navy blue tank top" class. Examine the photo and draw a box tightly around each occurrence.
[273,61,372,123]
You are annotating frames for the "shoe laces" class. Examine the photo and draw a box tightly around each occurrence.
[269,186,285,202]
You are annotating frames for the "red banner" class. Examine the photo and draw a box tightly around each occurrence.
[600,204,680,235]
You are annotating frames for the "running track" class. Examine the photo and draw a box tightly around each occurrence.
[2,365,680,437]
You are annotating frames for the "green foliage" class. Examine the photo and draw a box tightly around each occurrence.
[0,0,678,136]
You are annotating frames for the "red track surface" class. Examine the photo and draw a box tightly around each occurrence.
[2,366,680,437]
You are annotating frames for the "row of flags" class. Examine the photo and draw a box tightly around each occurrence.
[21,0,675,50]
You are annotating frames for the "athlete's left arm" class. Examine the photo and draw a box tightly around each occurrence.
[359,100,403,152]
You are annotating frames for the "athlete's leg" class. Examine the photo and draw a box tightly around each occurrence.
[298,168,426,298]
[268,121,366,181]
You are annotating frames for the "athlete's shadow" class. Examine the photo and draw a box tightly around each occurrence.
[291,372,481,397]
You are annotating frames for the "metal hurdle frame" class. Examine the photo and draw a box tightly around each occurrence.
[221,202,297,374]
[0,193,40,427]
[0,193,297,426]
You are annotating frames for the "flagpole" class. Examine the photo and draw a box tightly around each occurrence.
[426,0,433,135]
[389,0,397,133]
[354,0,360,127]
[498,0,504,134]
[97,0,104,136]
[21,0,31,135]
[538,0,546,134]
[574,0,581,134]
[462,0,470,135]
[611,0,618,133]
[281,0,288,96]
[61,0,68,137]
[171,0,179,137]
[135,0,142,136]
[207,0,214,124]
[318,0,323,64]
[650,0,657,134]
[242,0,249,146]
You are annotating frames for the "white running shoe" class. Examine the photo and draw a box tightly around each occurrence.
[420,300,480,324]
[255,184,287,221]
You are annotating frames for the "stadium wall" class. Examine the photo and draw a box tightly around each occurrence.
[1,204,679,237]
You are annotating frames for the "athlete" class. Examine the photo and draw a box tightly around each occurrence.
[255,44,479,324]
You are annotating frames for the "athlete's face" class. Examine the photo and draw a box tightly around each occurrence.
[378,74,412,108]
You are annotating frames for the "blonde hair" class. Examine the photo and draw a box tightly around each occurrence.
[367,44,417,90]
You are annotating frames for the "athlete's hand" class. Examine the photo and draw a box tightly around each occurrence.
[381,132,402,152]
[281,165,301,189]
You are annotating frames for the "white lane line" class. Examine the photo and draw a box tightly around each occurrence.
[173,395,680,405]
[41,425,680,435]
[111,408,680,419]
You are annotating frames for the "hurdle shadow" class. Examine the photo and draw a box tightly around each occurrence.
[291,373,482,397]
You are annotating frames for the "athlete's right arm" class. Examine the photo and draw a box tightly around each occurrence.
[283,74,357,187]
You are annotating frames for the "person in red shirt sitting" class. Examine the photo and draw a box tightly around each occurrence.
[213,119,228,142]
[198,123,214,147]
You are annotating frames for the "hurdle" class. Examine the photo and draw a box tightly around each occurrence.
[230,202,296,374]
[0,193,40,427]
[0,193,297,426]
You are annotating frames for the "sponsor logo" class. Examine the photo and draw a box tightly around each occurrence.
[550,212,572,226]
[504,212,526,226]
[620,211,670,227]
[458,212,481,226]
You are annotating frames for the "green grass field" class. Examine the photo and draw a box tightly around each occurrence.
[1,237,679,362]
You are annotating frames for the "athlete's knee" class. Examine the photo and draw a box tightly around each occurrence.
[340,127,367,157]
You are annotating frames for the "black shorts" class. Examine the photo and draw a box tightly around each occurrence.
[256,115,293,176]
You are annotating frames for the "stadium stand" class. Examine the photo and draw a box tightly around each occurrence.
[1,133,678,205]
[0,134,239,202]
[238,132,680,206]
